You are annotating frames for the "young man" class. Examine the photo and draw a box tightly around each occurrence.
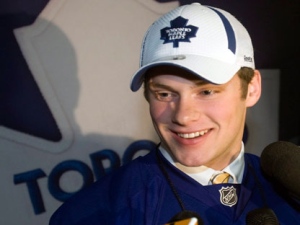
[50,3,300,224]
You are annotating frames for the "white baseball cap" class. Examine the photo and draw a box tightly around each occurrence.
[130,3,254,92]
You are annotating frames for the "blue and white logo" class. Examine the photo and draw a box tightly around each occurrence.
[160,16,198,48]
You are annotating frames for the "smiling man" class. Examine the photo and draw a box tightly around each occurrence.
[50,3,300,225]
[143,66,260,171]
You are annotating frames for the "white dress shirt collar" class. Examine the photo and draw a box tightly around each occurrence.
[159,142,245,185]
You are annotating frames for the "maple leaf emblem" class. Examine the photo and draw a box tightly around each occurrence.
[160,16,198,48]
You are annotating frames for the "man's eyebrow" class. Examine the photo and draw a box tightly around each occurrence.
[149,81,174,91]
[194,79,210,85]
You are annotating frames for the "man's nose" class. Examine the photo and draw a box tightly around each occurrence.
[171,97,200,126]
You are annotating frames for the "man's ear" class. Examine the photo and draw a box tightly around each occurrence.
[246,70,262,107]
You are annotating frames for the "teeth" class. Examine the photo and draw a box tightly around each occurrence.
[178,130,208,139]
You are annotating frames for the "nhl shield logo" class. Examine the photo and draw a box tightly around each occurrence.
[219,186,238,207]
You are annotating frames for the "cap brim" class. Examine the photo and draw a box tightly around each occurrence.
[130,55,241,92]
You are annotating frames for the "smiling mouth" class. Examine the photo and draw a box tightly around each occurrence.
[177,130,209,139]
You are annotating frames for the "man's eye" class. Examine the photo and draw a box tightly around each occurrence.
[155,92,174,101]
[201,90,214,95]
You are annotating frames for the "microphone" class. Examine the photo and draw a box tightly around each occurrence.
[260,141,300,199]
[165,210,204,225]
[246,208,279,225]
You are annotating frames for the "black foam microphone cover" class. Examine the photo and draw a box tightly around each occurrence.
[246,208,279,225]
[168,210,204,225]
[260,141,300,199]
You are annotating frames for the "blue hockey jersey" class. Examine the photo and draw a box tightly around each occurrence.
[49,149,300,224]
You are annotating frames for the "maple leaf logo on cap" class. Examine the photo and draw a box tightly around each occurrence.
[160,16,198,48]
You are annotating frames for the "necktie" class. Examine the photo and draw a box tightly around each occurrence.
[211,172,231,184]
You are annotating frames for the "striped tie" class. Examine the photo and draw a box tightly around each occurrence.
[211,172,231,184]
